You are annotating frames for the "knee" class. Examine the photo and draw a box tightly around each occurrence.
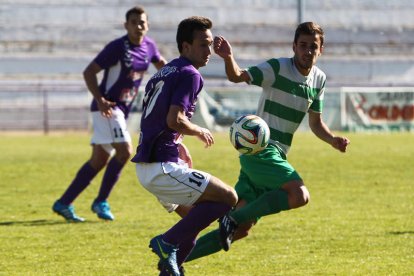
[89,158,108,171]
[287,185,310,209]
[295,186,310,207]
[114,146,133,164]
[299,189,310,207]
[116,152,132,164]
[226,188,238,207]
[203,176,238,207]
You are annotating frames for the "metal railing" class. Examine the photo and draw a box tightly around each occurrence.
[0,80,91,133]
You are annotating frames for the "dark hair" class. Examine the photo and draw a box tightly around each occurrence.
[125,6,146,21]
[176,16,212,53]
[294,22,324,46]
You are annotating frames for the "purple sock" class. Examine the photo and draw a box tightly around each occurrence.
[163,201,231,246]
[59,162,98,205]
[177,238,196,267]
[96,158,124,202]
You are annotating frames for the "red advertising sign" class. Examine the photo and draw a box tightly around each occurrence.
[341,87,414,131]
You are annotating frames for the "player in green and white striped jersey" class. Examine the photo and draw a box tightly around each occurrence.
[186,22,350,262]
[250,56,326,154]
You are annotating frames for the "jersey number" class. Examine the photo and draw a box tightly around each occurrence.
[113,127,124,138]
[143,81,164,119]
[189,172,205,187]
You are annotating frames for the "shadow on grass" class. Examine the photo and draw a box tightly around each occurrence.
[388,231,414,235]
[0,219,99,226]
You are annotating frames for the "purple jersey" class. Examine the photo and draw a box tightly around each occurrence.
[131,57,203,163]
[90,35,162,118]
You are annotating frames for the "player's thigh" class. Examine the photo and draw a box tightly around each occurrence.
[235,169,261,203]
[196,175,237,206]
[240,146,301,190]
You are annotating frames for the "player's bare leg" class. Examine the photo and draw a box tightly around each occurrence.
[195,175,238,207]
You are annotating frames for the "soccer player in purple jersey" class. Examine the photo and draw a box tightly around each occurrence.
[130,16,238,275]
[52,6,166,222]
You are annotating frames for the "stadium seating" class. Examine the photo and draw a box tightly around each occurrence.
[1,0,414,86]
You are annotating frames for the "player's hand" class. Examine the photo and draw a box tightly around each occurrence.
[197,127,214,148]
[178,143,193,168]
[331,136,350,152]
[214,36,232,59]
[97,97,116,118]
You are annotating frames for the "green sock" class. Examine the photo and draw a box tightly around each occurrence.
[231,189,290,224]
[185,229,222,262]
[185,190,290,262]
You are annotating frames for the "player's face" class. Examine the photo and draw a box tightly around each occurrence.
[124,13,149,43]
[292,34,323,75]
[182,29,213,69]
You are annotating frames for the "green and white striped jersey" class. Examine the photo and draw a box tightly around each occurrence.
[246,57,326,154]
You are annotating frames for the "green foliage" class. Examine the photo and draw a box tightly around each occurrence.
[0,132,413,275]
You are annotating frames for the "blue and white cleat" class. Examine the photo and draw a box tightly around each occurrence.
[91,200,114,221]
[158,260,185,276]
[149,235,180,276]
[52,200,85,222]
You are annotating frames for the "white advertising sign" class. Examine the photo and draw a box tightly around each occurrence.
[341,87,414,131]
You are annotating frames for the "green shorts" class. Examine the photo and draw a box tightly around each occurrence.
[235,144,302,203]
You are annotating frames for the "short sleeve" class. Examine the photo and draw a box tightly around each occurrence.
[247,58,280,88]
[171,72,202,111]
[309,87,325,113]
[93,40,121,69]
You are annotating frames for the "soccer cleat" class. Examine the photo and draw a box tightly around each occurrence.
[149,235,180,276]
[159,267,185,276]
[158,260,185,276]
[219,214,238,251]
[52,200,85,222]
[91,200,114,221]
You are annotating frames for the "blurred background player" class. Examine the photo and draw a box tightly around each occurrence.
[52,6,166,222]
[186,22,350,261]
[131,16,237,275]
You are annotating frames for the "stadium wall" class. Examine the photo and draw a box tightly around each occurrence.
[2,80,412,133]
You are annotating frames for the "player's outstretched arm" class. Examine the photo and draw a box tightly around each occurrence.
[214,36,250,83]
[308,111,350,152]
[330,136,350,153]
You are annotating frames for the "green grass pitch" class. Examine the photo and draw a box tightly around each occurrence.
[0,131,413,275]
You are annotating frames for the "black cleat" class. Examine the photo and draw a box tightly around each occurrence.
[219,214,238,251]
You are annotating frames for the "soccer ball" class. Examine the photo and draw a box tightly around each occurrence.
[229,114,270,155]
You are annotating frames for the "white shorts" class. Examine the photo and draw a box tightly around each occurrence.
[90,108,131,153]
[135,160,211,212]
